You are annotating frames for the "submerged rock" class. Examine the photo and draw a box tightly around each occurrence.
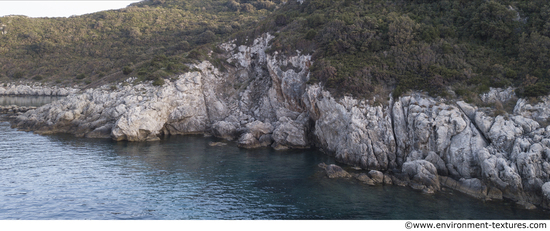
[209,141,227,147]
[353,173,375,185]
[10,33,550,210]
[318,163,352,179]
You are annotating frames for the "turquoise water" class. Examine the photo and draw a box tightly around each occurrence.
[1,121,549,219]
[0,96,549,220]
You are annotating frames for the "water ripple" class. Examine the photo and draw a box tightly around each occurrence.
[0,121,549,219]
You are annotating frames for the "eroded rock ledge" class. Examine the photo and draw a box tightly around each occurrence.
[10,34,550,210]
[0,83,79,96]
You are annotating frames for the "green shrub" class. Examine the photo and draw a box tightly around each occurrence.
[305,29,317,40]
[123,66,133,75]
[76,74,86,79]
[152,77,165,86]
[13,71,24,79]
[32,75,43,81]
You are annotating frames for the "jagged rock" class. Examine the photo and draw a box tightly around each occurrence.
[212,121,238,140]
[456,178,488,199]
[402,160,440,193]
[425,151,448,176]
[271,117,308,149]
[457,101,477,121]
[514,97,550,122]
[245,121,274,138]
[383,174,393,185]
[85,123,113,139]
[353,173,375,185]
[480,87,516,104]
[0,83,78,96]
[488,116,524,153]
[312,88,396,171]
[318,163,351,179]
[258,134,273,146]
[10,33,550,210]
[391,174,409,187]
[368,170,384,184]
[474,110,494,138]
[487,187,503,200]
[237,132,261,148]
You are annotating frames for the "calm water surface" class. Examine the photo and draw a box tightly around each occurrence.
[0,97,549,220]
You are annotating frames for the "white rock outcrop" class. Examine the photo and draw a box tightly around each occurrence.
[11,33,550,210]
[0,83,78,96]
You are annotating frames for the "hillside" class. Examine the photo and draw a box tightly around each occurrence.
[251,0,550,101]
[2,0,550,101]
[0,0,284,87]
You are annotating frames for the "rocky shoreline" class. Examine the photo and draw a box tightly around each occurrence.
[8,34,550,211]
[0,83,79,96]
[0,105,37,114]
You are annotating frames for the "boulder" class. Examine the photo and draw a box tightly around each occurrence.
[353,173,375,185]
[318,163,351,179]
[402,160,440,193]
[368,170,384,184]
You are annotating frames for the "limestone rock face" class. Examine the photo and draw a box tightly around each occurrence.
[0,83,78,96]
[393,93,486,180]
[309,87,396,171]
[480,87,516,104]
[11,33,550,210]
[402,160,440,193]
[514,96,550,123]
[212,121,238,140]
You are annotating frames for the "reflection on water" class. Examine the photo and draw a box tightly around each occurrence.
[0,96,63,106]
[0,122,549,219]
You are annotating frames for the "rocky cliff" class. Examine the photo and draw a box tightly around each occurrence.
[11,34,550,210]
[0,83,79,96]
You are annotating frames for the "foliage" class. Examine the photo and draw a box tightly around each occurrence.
[255,0,550,98]
[0,0,283,85]
[123,66,133,75]
[2,0,550,100]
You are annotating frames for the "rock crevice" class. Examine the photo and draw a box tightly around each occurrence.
[10,34,550,210]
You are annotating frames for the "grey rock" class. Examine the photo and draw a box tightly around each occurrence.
[456,178,488,199]
[402,160,440,193]
[383,174,393,185]
[542,182,550,208]
[318,163,351,179]
[480,87,516,104]
[212,121,238,141]
[0,83,78,96]
[258,134,273,146]
[353,173,375,185]
[271,117,308,149]
[368,170,384,184]
[11,34,550,210]
[237,132,261,148]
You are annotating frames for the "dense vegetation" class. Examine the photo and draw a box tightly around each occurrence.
[0,0,284,86]
[241,0,550,100]
[2,0,550,101]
